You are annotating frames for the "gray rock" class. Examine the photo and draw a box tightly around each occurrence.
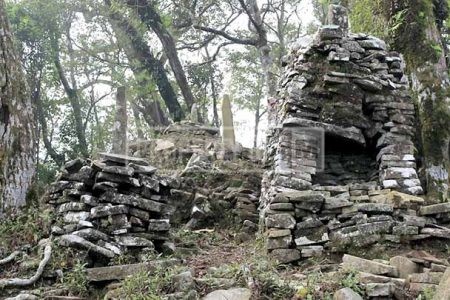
[129,208,150,221]
[57,202,87,214]
[73,228,110,242]
[333,287,363,300]
[114,235,154,247]
[342,254,398,277]
[421,227,450,239]
[63,211,90,223]
[392,224,418,235]
[203,288,251,300]
[408,272,443,284]
[80,195,98,206]
[365,283,392,297]
[355,203,393,214]
[99,152,149,166]
[354,79,382,92]
[86,259,180,281]
[267,229,291,238]
[319,25,343,40]
[389,256,419,279]
[172,270,195,292]
[358,38,387,50]
[148,219,170,232]
[267,235,292,250]
[265,214,296,229]
[90,205,128,219]
[100,191,171,214]
[102,165,134,176]
[96,172,140,187]
[419,203,450,216]
[300,245,323,257]
[128,163,157,175]
[435,267,450,300]
[77,220,95,229]
[58,234,115,258]
[64,158,85,173]
[269,249,301,264]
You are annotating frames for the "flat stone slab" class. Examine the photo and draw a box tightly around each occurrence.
[203,288,251,300]
[419,203,450,216]
[86,259,180,281]
[100,191,171,214]
[99,152,149,166]
[58,234,115,258]
[342,254,398,277]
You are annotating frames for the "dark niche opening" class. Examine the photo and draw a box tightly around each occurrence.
[312,134,378,186]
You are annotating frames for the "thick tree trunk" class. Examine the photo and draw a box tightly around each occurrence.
[127,0,195,110]
[105,0,184,122]
[0,0,36,212]
[112,87,127,154]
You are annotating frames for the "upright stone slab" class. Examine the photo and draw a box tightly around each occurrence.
[112,86,128,154]
[190,103,200,124]
[221,94,236,146]
[327,4,349,33]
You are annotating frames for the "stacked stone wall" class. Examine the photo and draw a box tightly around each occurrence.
[260,5,450,264]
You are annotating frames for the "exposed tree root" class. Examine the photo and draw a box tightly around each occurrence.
[0,242,52,289]
[0,251,21,266]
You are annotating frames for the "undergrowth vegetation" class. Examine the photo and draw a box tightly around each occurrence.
[0,206,52,253]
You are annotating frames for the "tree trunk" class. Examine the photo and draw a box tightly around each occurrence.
[247,0,276,97]
[105,0,184,122]
[50,36,89,157]
[205,48,219,127]
[112,87,127,154]
[34,76,64,165]
[127,0,195,110]
[0,0,37,213]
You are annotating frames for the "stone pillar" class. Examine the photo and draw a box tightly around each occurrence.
[112,86,128,154]
[326,4,349,33]
[190,103,199,124]
[221,94,235,146]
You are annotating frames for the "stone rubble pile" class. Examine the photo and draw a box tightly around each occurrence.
[46,153,177,261]
[260,5,450,264]
[339,252,450,298]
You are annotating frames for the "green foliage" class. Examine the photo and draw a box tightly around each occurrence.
[417,286,437,300]
[113,266,173,300]
[62,260,89,297]
[0,206,52,252]
[198,238,296,299]
[109,253,136,266]
[349,0,389,38]
[341,270,364,295]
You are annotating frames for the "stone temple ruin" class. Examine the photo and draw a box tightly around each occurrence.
[260,5,450,264]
